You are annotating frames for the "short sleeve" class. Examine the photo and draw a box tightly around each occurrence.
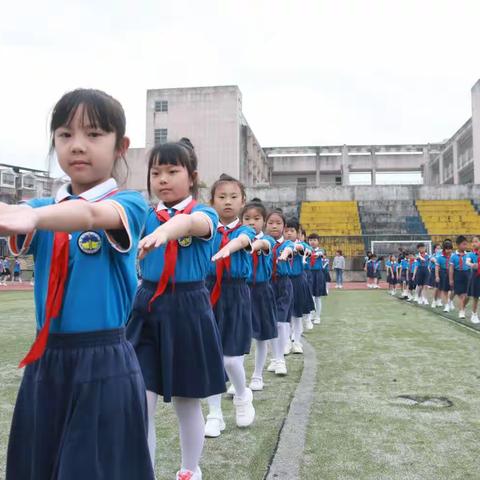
[262,235,276,255]
[192,204,219,241]
[104,190,148,253]
[8,197,54,256]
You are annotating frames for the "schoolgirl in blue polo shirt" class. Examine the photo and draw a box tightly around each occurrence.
[241,201,278,391]
[322,254,332,293]
[466,236,480,324]
[449,235,470,319]
[204,174,257,440]
[307,233,327,323]
[435,239,454,313]
[0,89,154,480]
[265,209,295,376]
[386,255,398,296]
[284,218,314,355]
[365,254,379,289]
[413,243,430,305]
[126,140,225,479]
[428,244,442,308]
[399,256,409,297]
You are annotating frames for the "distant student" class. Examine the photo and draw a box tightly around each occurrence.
[399,254,409,298]
[428,244,442,308]
[412,243,430,305]
[308,233,327,324]
[466,236,480,324]
[436,239,454,313]
[333,250,345,289]
[406,252,417,301]
[449,235,470,319]
[13,257,22,283]
[365,253,379,289]
[386,255,398,296]
[323,253,332,293]
[0,257,5,286]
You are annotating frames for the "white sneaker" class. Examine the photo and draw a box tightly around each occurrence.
[291,342,304,354]
[471,314,480,324]
[459,310,466,319]
[275,360,287,376]
[249,376,264,391]
[267,359,277,372]
[204,414,225,438]
[431,300,436,308]
[304,318,314,330]
[176,467,202,480]
[436,299,443,308]
[443,304,450,313]
[313,317,321,325]
[234,388,255,428]
[284,342,292,356]
[422,298,429,305]
[449,302,455,311]
[226,384,236,397]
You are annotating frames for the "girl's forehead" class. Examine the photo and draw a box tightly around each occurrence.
[215,182,242,195]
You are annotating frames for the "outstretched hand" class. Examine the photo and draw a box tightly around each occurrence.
[212,245,231,262]
[138,230,169,260]
[0,209,38,235]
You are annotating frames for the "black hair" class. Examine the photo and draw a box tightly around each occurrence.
[433,243,442,249]
[443,239,453,250]
[250,197,262,202]
[241,201,267,221]
[417,243,425,249]
[210,173,246,203]
[266,208,286,227]
[308,233,320,240]
[50,88,128,182]
[285,217,300,231]
[50,89,126,151]
[147,138,199,198]
[300,228,307,237]
[456,235,467,245]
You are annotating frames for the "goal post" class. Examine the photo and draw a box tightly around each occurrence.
[371,240,432,256]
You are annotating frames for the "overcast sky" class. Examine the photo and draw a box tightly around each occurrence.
[1,0,480,173]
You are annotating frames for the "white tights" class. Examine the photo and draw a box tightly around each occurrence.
[253,340,268,378]
[292,316,303,343]
[146,391,205,472]
[314,297,322,317]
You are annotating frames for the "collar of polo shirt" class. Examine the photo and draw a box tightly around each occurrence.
[55,178,118,203]
[156,195,193,212]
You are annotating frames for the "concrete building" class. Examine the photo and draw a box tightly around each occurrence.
[423,80,479,185]
[136,85,269,188]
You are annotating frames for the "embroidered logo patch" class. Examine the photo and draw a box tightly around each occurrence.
[178,236,193,248]
[78,231,102,255]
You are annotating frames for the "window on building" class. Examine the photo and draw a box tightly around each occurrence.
[154,129,168,145]
[154,100,168,113]
[335,176,342,185]
[297,177,307,185]
[22,174,36,190]
[0,170,16,187]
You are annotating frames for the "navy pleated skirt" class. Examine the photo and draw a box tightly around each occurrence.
[468,272,480,298]
[207,277,253,356]
[454,270,469,295]
[415,266,429,286]
[310,269,327,296]
[271,276,294,323]
[249,281,278,341]
[438,269,450,292]
[387,272,397,285]
[325,271,332,283]
[7,328,154,480]
[400,269,408,283]
[290,274,315,317]
[427,268,437,287]
[127,281,226,402]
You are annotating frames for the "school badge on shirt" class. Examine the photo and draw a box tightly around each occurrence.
[78,231,102,254]
[178,236,193,248]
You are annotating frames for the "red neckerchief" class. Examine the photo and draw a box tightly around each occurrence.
[457,251,465,270]
[148,199,197,309]
[19,188,119,368]
[272,242,282,282]
[210,223,242,306]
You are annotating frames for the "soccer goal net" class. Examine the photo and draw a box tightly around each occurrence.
[371,240,432,257]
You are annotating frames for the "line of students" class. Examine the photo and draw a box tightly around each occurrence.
[0,256,22,285]
[383,237,480,324]
[0,88,329,480]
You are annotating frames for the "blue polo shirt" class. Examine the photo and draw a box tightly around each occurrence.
[400,259,409,271]
[290,242,312,276]
[272,238,295,277]
[209,219,256,280]
[437,253,451,270]
[450,252,470,271]
[9,179,148,333]
[247,232,276,283]
[415,253,430,269]
[140,197,218,283]
[309,248,324,271]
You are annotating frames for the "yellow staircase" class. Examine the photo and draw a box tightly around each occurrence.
[300,201,364,256]
[416,200,480,243]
